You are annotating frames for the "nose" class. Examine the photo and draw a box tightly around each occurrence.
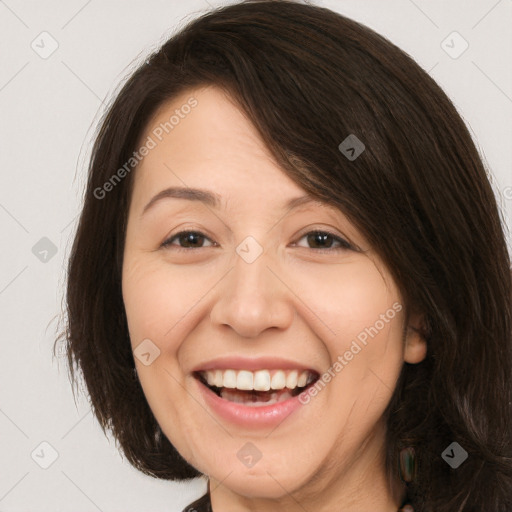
[209,246,295,338]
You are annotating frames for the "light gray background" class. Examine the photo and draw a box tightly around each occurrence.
[0,0,510,511]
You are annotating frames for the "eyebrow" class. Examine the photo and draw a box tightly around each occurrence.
[140,186,323,217]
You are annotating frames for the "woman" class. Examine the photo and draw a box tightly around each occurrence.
[56,1,512,510]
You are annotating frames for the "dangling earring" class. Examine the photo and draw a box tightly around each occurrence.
[399,446,417,483]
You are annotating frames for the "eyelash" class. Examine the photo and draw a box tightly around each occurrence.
[160,230,352,253]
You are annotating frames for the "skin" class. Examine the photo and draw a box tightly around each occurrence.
[122,85,427,512]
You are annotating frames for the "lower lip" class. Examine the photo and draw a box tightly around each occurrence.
[195,377,311,428]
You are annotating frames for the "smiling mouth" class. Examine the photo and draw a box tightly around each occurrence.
[193,369,319,407]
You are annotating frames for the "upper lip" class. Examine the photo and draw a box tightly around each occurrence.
[191,356,321,374]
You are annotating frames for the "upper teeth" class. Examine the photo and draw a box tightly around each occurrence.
[199,369,316,391]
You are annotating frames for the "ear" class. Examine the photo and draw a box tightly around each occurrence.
[404,311,428,364]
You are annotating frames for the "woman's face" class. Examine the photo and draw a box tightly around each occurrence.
[122,85,426,506]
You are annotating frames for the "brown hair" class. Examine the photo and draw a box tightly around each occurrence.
[55,1,512,509]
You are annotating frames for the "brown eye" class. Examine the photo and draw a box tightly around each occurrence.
[161,229,352,252]
[161,231,214,249]
[296,230,352,251]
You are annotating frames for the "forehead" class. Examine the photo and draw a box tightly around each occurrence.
[128,85,370,252]
[132,85,314,206]
[124,87,380,262]
[139,85,268,167]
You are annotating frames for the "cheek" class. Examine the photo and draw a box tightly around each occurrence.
[343,267,403,366]
[300,260,405,396]
[121,258,197,437]
[122,256,200,345]
[296,259,402,344]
